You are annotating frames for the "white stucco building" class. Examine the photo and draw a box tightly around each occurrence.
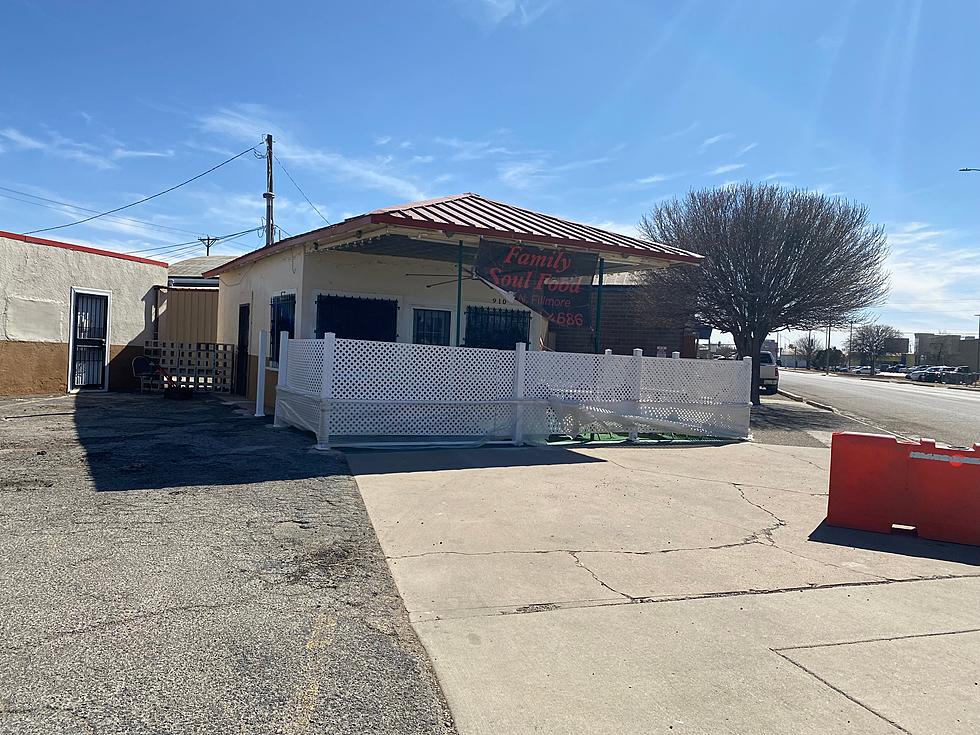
[206,193,701,404]
[0,230,167,396]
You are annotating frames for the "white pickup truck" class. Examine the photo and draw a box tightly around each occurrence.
[758,351,779,395]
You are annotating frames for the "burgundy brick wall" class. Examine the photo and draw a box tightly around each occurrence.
[551,287,692,357]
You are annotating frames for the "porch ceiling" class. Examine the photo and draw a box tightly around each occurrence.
[321,233,656,274]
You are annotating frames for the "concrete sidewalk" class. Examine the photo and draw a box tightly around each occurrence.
[346,441,980,734]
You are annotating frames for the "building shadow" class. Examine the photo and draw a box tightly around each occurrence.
[343,444,606,475]
[809,521,980,566]
[751,401,854,433]
[72,392,349,492]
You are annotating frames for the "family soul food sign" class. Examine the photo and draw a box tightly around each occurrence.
[474,240,598,327]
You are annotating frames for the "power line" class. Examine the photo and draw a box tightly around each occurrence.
[25,145,261,235]
[124,226,264,256]
[0,186,204,238]
[274,155,330,225]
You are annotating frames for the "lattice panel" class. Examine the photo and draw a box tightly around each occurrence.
[331,339,515,402]
[640,357,751,405]
[328,401,518,439]
[525,352,638,402]
[286,339,326,395]
[143,341,235,392]
[546,402,750,439]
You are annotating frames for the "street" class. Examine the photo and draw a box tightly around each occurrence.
[778,370,980,447]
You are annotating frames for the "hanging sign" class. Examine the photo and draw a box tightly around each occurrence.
[474,239,598,327]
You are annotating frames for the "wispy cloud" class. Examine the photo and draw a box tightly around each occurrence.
[198,104,429,201]
[762,171,795,181]
[374,135,392,146]
[698,132,734,153]
[708,163,745,175]
[734,142,758,157]
[663,121,698,140]
[0,127,118,170]
[462,0,555,27]
[498,160,553,189]
[112,148,175,160]
[435,136,523,161]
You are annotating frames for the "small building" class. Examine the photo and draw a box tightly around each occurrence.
[206,193,701,404]
[151,256,237,344]
[0,230,167,396]
[914,332,979,370]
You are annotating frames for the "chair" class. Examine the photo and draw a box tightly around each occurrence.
[132,355,160,393]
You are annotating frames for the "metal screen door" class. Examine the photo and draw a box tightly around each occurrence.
[70,292,109,390]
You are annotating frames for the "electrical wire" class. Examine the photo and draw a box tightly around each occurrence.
[274,155,330,225]
[124,226,264,256]
[25,145,260,235]
[0,186,204,237]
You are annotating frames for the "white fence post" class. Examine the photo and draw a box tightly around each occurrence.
[604,349,612,355]
[513,342,526,445]
[672,351,681,359]
[629,348,643,442]
[255,330,268,417]
[273,331,289,427]
[315,332,336,451]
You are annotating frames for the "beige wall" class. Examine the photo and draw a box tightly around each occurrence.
[216,244,305,351]
[216,246,546,356]
[0,234,167,394]
[156,287,219,343]
[298,249,546,346]
[215,246,548,401]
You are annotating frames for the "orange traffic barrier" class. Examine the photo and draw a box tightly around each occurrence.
[827,432,980,546]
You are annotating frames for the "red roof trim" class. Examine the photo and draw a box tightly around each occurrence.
[367,213,702,264]
[0,230,168,267]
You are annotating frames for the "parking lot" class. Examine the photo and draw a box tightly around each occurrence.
[0,394,454,735]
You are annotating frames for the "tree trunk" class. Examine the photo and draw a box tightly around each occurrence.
[734,333,762,405]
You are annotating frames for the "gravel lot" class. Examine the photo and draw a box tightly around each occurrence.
[0,393,455,735]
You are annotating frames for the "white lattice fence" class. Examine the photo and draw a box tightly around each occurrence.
[273,335,752,448]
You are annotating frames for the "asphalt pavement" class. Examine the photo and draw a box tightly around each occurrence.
[779,370,980,447]
[0,393,455,735]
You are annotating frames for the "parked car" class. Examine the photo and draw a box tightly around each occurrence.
[908,366,948,382]
[758,351,779,394]
[852,365,872,375]
[939,366,979,385]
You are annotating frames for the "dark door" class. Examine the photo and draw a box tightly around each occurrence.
[315,294,398,341]
[235,303,250,395]
[70,292,109,390]
[413,308,452,345]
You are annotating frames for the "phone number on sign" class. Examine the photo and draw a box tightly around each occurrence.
[548,312,585,327]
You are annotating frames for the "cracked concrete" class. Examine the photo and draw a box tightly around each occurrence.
[346,435,979,733]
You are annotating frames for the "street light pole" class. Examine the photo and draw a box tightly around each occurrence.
[974,313,980,373]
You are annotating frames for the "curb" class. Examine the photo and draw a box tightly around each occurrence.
[776,389,837,413]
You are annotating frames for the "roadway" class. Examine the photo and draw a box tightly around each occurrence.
[776,370,980,448]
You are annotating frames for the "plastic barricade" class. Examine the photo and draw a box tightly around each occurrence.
[827,432,980,546]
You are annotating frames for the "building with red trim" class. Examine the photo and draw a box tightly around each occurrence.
[0,230,168,396]
[205,193,701,405]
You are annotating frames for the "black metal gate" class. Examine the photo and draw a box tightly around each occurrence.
[315,294,398,341]
[464,306,530,349]
[70,292,109,390]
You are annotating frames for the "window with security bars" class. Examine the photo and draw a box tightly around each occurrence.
[270,293,295,362]
[464,306,530,350]
[315,294,398,342]
[413,308,451,346]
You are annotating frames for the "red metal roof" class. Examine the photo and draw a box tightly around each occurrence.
[205,193,701,276]
[0,230,168,267]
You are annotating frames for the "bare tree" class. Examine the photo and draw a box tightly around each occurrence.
[793,334,820,369]
[638,183,889,403]
[845,323,902,375]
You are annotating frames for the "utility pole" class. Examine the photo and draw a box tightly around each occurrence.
[264,134,275,247]
[825,324,832,375]
[847,320,854,368]
[199,235,218,256]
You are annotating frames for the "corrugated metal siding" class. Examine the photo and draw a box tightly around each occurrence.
[157,288,218,343]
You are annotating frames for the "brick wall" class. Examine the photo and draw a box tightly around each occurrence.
[551,286,692,356]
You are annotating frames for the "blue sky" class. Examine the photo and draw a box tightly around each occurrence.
[2,0,979,343]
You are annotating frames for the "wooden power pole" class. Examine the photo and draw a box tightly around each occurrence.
[264,134,275,246]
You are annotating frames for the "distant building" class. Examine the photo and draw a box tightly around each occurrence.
[914,333,980,370]
[883,336,910,355]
